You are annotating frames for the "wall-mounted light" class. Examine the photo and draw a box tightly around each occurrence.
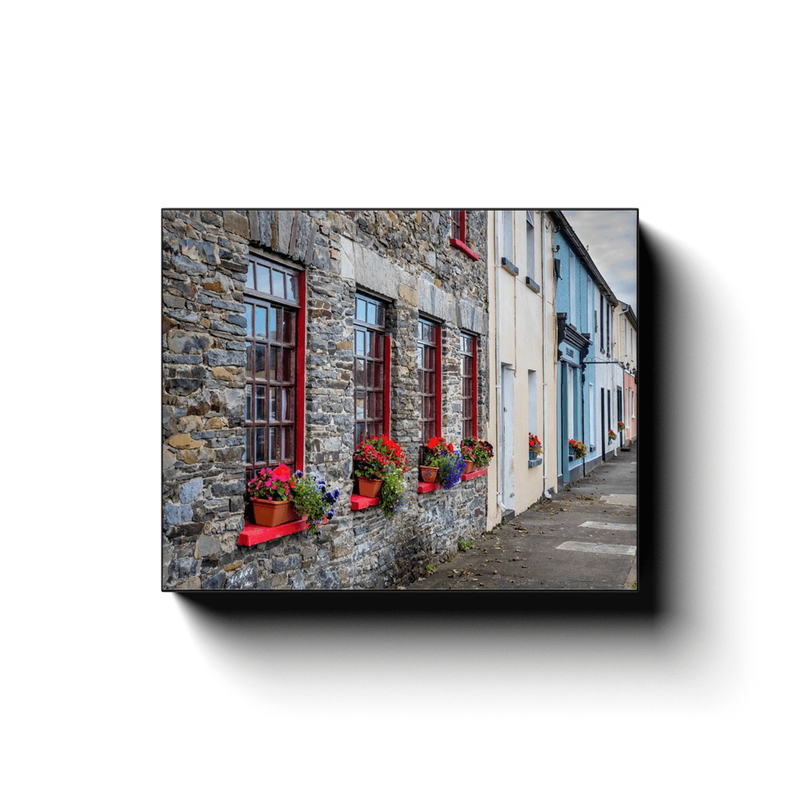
[554,244,560,252]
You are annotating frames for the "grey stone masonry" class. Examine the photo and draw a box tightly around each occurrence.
[163,209,489,590]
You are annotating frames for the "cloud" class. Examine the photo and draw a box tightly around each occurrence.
[563,210,637,312]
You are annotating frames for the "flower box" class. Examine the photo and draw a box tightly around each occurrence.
[251,498,300,528]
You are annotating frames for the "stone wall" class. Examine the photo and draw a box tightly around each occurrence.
[162,209,489,590]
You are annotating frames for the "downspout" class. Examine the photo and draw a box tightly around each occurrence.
[540,213,551,500]
[494,212,510,515]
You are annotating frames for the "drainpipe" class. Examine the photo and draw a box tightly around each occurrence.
[494,212,509,515]
[540,213,551,500]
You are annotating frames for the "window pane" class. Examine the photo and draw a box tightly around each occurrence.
[269,387,278,421]
[371,392,383,418]
[282,389,293,421]
[255,306,267,339]
[355,358,366,389]
[270,346,279,382]
[270,427,279,462]
[377,305,385,327]
[269,307,278,340]
[356,392,365,419]
[245,304,253,336]
[256,264,270,293]
[356,297,367,322]
[367,302,376,324]
[283,310,294,344]
[283,427,294,461]
[273,270,285,298]
[244,429,251,463]
[283,348,294,383]
[246,386,252,421]
[255,345,266,380]
[416,346,423,369]
[356,330,365,355]
[256,427,265,462]
[356,422,365,444]
[286,273,297,301]
[246,344,252,373]
[246,263,255,289]
[256,386,266,421]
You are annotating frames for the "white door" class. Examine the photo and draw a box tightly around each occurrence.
[501,364,515,512]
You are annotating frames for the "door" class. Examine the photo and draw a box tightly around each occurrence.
[501,364,515,513]
[601,387,605,461]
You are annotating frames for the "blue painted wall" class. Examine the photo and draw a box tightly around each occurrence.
[554,231,602,480]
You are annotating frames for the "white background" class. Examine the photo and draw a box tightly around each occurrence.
[4,2,796,798]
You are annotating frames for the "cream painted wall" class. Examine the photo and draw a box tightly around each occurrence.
[487,210,559,529]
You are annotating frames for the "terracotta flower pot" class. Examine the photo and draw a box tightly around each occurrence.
[420,465,439,483]
[357,477,384,498]
[251,498,299,527]
[463,461,475,474]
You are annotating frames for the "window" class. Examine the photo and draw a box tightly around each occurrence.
[243,253,303,482]
[460,333,477,440]
[450,210,480,260]
[502,211,514,261]
[525,211,538,289]
[528,370,537,438]
[418,318,441,442]
[589,382,595,447]
[586,275,593,339]
[569,252,576,323]
[354,292,389,445]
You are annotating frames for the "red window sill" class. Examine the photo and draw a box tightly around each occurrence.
[449,238,480,261]
[351,494,379,511]
[238,517,327,547]
[461,468,488,481]
[418,480,438,493]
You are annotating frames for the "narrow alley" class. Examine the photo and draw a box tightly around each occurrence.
[406,443,637,590]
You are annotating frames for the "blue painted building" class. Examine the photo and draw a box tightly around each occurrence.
[551,211,619,488]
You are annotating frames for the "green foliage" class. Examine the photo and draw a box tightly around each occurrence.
[378,465,406,519]
[425,563,435,575]
[458,538,473,551]
[291,473,338,536]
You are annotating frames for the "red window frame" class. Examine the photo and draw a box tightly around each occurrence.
[354,292,391,446]
[418,318,441,443]
[243,253,305,483]
[449,210,480,261]
[459,332,478,440]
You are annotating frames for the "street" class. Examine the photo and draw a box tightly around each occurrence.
[406,443,637,590]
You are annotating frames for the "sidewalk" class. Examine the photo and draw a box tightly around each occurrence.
[405,442,637,590]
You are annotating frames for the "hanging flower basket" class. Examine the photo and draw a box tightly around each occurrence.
[357,476,384,498]
[251,498,299,528]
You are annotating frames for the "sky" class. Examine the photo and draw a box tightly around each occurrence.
[562,210,637,315]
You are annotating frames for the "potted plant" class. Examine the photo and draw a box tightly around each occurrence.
[569,439,588,459]
[617,421,625,431]
[608,429,617,443]
[290,470,339,536]
[247,464,299,527]
[354,435,408,497]
[528,433,542,457]
[460,437,494,472]
[422,437,466,489]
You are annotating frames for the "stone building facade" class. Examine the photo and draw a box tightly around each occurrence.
[162,210,489,590]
